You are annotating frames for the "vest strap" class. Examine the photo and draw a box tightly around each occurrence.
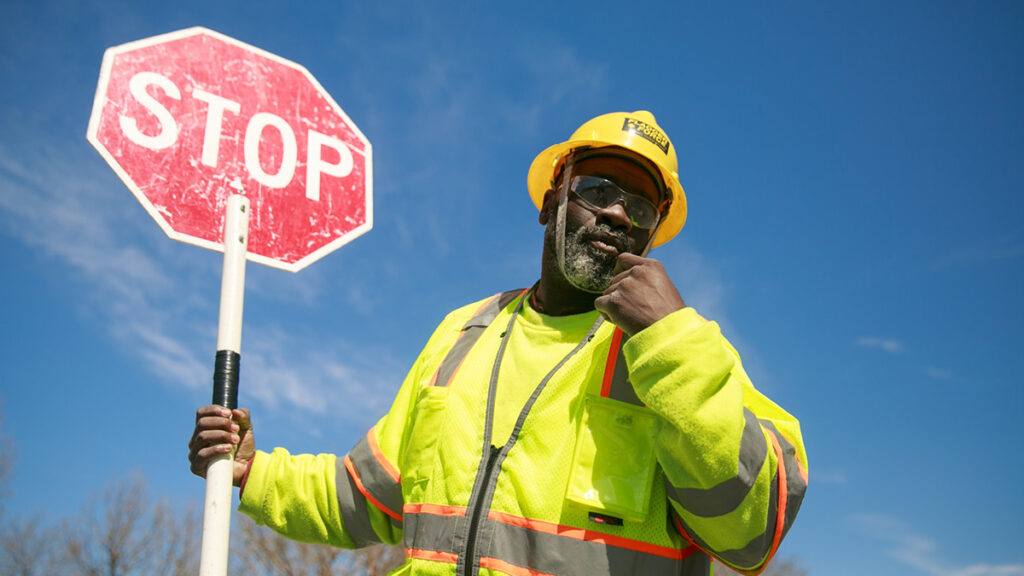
[431,289,525,387]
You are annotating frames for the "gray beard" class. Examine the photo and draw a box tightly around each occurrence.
[562,225,629,293]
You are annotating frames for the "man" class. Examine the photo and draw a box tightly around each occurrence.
[189,111,808,575]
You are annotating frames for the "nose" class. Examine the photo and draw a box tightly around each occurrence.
[594,200,633,231]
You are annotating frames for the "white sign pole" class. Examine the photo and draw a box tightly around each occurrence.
[200,192,250,576]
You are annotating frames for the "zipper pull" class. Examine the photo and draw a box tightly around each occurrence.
[487,444,501,468]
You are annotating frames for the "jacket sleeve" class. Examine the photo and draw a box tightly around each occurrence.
[622,307,808,574]
[237,303,479,549]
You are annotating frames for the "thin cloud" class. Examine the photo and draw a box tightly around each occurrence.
[242,327,403,419]
[923,366,952,380]
[129,322,210,390]
[856,336,906,354]
[504,42,609,136]
[809,468,847,485]
[0,138,402,420]
[0,148,169,296]
[933,232,1024,270]
[854,514,1024,576]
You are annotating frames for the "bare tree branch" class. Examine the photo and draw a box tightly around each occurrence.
[232,513,404,575]
[60,473,198,576]
[0,514,60,576]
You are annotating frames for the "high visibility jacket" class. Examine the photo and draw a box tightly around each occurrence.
[239,290,808,576]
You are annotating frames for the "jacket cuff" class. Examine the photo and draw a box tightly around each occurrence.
[238,456,256,497]
[238,450,271,517]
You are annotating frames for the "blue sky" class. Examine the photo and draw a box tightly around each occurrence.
[2,1,1022,574]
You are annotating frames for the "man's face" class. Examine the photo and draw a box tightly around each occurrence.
[543,151,665,293]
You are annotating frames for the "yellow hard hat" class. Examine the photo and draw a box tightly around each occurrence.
[527,111,687,247]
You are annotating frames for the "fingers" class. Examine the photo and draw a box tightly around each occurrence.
[188,405,244,478]
[607,252,650,292]
[612,252,644,277]
[232,407,251,431]
[595,253,684,336]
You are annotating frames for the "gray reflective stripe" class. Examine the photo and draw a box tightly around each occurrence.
[606,330,644,406]
[666,408,768,518]
[403,507,464,553]
[433,289,524,388]
[759,420,806,541]
[673,466,781,571]
[348,434,404,523]
[683,553,712,576]
[406,509,708,576]
[335,456,386,547]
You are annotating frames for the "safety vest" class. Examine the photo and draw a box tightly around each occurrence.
[240,289,807,576]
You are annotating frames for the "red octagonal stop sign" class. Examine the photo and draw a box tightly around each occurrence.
[87,27,372,272]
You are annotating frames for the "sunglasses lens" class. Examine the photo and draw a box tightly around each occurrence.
[629,201,658,229]
[572,176,658,229]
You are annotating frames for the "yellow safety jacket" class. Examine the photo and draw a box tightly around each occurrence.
[239,289,808,576]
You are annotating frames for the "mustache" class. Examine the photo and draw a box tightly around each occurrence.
[582,224,633,254]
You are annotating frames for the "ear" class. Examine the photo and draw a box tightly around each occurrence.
[539,189,556,225]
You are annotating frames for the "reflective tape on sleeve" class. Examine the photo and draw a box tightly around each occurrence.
[759,420,807,542]
[671,465,781,571]
[346,430,404,526]
[665,408,769,518]
[334,454,387,547]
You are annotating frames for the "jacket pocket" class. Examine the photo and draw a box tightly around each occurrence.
[401,386,449,491]
[566,394,660,522]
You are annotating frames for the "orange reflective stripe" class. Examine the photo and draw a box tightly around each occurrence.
[367,429,400,484]
[680,544,700,559]
[761,430,789,571]
[487,509,685,560]
[757,421,807,542]
[407,506,702,575]
[671,431,790,576]
[407,547,458,564]
[672,514,720,567]
[480,556,556,576]
[600,328,624,397]
[403,502,467,517]
[344,455,402,522]
[469,293,500,318]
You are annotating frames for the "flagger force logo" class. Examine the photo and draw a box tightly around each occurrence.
[622,118,670,154]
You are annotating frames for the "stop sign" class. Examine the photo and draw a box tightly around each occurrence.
[87,27,371,272]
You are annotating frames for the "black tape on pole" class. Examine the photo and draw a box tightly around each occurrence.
[212,350,240,409]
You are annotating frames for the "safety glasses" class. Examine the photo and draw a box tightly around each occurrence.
[570,175,661,229]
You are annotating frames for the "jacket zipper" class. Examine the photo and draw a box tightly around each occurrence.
[456,293,603,576]
[463,444,501,575]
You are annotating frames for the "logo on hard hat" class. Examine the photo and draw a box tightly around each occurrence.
[622,117,670,154]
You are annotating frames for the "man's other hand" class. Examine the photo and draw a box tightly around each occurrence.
[188,406,254,487]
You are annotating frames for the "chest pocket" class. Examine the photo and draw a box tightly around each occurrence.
[567,394,660,521]
[401,385,449,491]
[403,289,524,491]
[566,327,659,522]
